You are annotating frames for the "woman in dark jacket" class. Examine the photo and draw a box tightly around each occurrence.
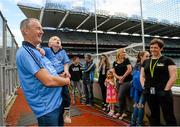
[98,54,110,110]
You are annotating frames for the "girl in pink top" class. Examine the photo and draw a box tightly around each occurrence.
[105,69,118,116]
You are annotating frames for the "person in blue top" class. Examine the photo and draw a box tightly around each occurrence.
[16,18,70,126]
[38,36,71,123]
[130,51,150,126]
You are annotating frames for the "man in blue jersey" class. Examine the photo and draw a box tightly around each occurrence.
[16,18,70,126]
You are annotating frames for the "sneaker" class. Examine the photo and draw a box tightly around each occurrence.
[64,110,72,123]
[81,94,85,98]
[80,101,85,105]
[119,113,127,120]
[102,107,106,111]
[112,113,121,119]
[108,110,114,117]
[86,103,93,106]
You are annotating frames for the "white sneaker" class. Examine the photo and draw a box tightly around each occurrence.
[64,110,72,123]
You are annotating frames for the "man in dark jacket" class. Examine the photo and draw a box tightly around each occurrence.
[83,53,96,106]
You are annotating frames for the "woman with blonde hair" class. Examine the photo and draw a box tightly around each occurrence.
[112,48,132,120]
[98,54,110,111]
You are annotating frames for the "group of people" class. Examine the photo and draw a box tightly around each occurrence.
[97,39,177,126]
[16,18,177,126]
[69,53,96,107]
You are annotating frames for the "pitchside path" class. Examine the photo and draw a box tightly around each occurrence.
[5,88,129,126]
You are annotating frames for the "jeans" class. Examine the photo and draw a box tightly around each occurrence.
[37,104,64,126]
[130,93,145,126]
[83,79,94,105]
[62,85,71,108]
[71,80,84,102]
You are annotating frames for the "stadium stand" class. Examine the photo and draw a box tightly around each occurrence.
[41,29,180,58]
[17,1,180,58]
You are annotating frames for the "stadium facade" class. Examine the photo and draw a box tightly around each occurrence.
[17,1,180,63]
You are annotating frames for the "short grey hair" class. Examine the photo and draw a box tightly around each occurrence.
[84,53,92,59]
[20,18,39,31]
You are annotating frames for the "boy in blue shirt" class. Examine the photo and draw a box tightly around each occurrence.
[38,36,71,123]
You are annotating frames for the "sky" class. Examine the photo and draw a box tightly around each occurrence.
[0,0,179,46]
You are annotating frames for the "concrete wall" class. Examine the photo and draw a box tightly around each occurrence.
[93,81,180,125]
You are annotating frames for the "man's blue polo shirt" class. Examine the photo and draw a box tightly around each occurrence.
[16,41,63,118]
[43,47,70,74]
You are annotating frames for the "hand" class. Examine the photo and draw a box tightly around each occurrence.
[118,76,124,84]
[40,48,45,56]
[64,77,70,85]
[62,71,71,78]
[37,47,45,56]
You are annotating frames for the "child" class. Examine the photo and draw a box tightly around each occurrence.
[130,51,150,126]
[105,69,118,117]
[38,36,71,123]
[69,56,84,104]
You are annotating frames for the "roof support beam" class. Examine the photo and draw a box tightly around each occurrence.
[92,16,112,30]
[146,26,169,35]
[136,24,158,33]
[57,11,70,29]
[76,13,92,29]
[159,28,180,36]
[166,31,180,37]
[107,20,128,32]
[122,23,141,32]
[39,7,45,24]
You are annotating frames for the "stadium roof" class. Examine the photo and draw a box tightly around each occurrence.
[18,2,180,38]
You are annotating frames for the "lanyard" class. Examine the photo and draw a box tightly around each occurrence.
[149,58,159,78]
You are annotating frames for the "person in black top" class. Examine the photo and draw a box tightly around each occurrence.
[140,38,177,126]
[112,48,132,120]
[69,56,84,104]
[98,54,110,111]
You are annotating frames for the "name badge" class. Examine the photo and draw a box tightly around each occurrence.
[150,87,156,95]
[157,63,164,66]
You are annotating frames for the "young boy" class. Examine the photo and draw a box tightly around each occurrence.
[38,36,71,123]
[69,56,84,104]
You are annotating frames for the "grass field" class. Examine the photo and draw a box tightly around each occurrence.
[175,68,180,87]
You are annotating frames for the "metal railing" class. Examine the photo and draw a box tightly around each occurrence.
[0,64,19,125]
[0,11,19,126]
